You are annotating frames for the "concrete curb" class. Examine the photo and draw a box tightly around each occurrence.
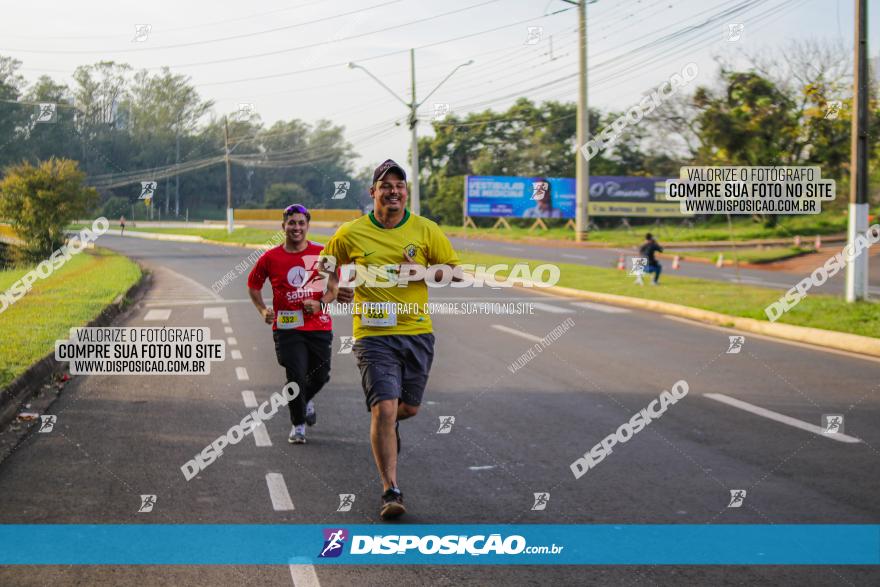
[0,265,151,434]
[532,283,880,358]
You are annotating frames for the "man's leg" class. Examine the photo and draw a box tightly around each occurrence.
[371,399,400,491]
[304,331,332,402]
[273,330,308,428]
[653,263,662,283]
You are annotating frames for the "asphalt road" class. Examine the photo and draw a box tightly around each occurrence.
[0,235,877,585]
[307,225,880,296]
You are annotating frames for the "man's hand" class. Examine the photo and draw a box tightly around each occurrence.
[302,299,321,315]
[336,287,354,303]
[260,307,273,325]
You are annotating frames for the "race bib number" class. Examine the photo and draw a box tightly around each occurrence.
[277,310,305,329]
[360,303,397,327]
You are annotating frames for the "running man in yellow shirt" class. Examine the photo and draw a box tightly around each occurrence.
[322,159,460,520]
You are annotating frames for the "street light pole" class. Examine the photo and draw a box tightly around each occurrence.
[846,0,869,302]
[224,116,234,234]
[350,52,474,216]
[409,49,421,215]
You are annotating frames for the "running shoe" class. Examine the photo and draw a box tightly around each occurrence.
[380,488,406,520]
[305,400,317,426]
[288,425,307,444]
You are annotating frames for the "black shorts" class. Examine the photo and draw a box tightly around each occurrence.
[352,333,435,410]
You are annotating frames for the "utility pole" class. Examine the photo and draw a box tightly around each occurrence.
[349,52,473,216]
[175,113,181,217]
[564,0,594,241]
[409,49,421,215]
[846,0,869,302]
[224,116,234,234]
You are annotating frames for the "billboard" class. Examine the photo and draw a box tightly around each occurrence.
[464,175,687,218]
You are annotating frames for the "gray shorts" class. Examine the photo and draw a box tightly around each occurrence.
[353,333,435,410]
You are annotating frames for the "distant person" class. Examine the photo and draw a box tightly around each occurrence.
[522,179,562,219]
[119,215,126,236]
[639,233,664,285]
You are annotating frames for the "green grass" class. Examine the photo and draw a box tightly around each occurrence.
[0,248,142,388]
[457,249,880,339]
[675,246,814,265]
[444,212,850,247]
[120,225,288,246]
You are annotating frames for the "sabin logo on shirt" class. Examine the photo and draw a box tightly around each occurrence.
[287,266,306,288]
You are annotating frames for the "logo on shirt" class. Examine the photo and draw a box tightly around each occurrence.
[404,243,418,258]
[287,266,307,288]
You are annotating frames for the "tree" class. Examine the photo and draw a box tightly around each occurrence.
[264,183,310,208]
[0,158,98,260]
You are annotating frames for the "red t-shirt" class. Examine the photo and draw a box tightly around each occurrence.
[247,241,332,331]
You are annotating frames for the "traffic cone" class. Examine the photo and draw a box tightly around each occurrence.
[617,255,625,270]
[793,235,801,247]
[672,255,681,270]
[716,253,724,268]
[814,234,822,251]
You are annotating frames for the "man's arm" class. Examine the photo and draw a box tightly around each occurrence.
[248,287,273,325]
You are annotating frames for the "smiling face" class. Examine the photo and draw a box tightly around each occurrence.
[370,170,408,216]
[282,213,308,246]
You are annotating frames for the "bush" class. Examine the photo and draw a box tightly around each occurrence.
[0,158,98,260]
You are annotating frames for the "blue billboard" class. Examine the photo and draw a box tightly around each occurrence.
[464,175,674,218]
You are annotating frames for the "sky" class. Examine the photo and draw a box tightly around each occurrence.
[1,0,877,174]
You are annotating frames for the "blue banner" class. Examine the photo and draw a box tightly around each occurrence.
[0,525,877,565]
[464,175,670,218]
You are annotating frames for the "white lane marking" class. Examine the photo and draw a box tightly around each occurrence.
[144,309,171,321]
[289,564,320,587]
[228,337,238,346]
[266,473,295,510]
[662,315,880,364]
[203,306,229,324]
[530,302,575,314]
[561,253,588,260]
[224,326,234,334]
[236,367,249,381]
[704,393,862,443]
[144,298,254,307]
[231,349,243,360]
[241,390,258,408]
[572,301,631,314]
[252,422,272,447]
[492,324,542,343]
[506,246,525,252]
[469,465,496,471]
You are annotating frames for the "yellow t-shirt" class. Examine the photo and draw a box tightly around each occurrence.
[322,210,460,338]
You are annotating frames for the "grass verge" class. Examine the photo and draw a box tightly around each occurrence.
[457,250,880,339]
[674,246,814,265]
[0,248,142,388]
[442,212,850,247]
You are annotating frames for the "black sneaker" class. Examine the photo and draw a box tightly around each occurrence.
[380,488,406,520]
[395,421,401,454]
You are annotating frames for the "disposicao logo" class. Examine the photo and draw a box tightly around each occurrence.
[319,528,348,558]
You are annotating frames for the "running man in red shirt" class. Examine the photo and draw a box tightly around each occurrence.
[247,204,338,444]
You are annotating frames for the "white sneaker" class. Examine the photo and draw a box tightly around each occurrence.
[288,424,306,444]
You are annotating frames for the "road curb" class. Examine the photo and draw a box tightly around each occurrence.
[106,229,275,250]
[531,283,880,358]
[0,263,150,452]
